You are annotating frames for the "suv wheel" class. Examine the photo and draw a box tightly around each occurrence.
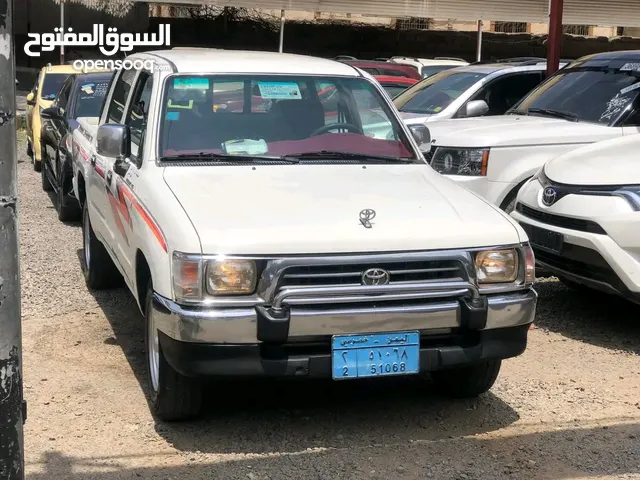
[41,151,53,192]
[56,154,81,222]
[144,282,203,421]
[431,359,502,398]
[81,201,121,289]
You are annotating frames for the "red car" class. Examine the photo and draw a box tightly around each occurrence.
[339,60,422,81]
[373,75,418,98]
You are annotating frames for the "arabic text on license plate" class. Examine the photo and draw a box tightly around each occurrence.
[331,331,420,380]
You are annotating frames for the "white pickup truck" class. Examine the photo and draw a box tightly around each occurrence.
[421,51,640,212]
[72,48,537,421]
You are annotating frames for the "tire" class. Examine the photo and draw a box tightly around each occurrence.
[26,140,33,159]
[56,155,81,222]
[41,151,53,192]
[33,157,42,172]
[81,201,121,290]
[431,359,502,398]
[144,281,203,421]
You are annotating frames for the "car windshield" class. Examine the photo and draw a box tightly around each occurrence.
[41,73,71,100]
[159,74,418,161]
[510,67,640,124]
[381,84,410,97]
[420,65,457,78]
[393,70,488,114]
[73,78,111,118]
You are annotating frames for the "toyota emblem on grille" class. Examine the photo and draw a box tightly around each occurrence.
[542,187,558,206]
[362,268,390,286]
[359,209,376,228]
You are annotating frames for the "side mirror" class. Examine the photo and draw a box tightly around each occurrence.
[97,124,131,159]
[40,106,63,120]
[462,99,489,118]
[409,124,431,151]
[26,92,36,105]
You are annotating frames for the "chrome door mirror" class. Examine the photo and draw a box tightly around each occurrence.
[408,124,431,150]
[96,124,131,159]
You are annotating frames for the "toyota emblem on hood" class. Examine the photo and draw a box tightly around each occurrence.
[362,268,390,286]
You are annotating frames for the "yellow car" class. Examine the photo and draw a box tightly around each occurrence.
[26,64,78,172]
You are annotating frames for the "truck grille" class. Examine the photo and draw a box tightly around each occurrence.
[277,259,465,291]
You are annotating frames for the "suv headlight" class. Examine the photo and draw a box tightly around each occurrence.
[172,252,258,302]
[474,249,518,283]
[431,147,489,176]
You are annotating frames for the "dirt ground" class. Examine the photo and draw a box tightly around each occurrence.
[16,134,640,479]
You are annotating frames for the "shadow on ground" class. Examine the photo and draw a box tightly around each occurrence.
[534,278,640,355]
[27,422,640,479]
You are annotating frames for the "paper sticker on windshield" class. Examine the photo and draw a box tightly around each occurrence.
[173,77,210,90]
[81,83,95,95]
[620,63,640,72]
[620,82,640,95]
[257,82,301,99]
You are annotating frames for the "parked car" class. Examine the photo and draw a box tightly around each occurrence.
[420,50,640,212]
[511,134,640,305]
[25,64,77,172]
[339,59,422,80]
[71,49,536,421]
[40,70,114,221]
[373,75,418,97]
[394,63,556,126]
[389,56,469,78]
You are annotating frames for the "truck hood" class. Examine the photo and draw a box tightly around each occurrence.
[400,111,434,124]
[163,164,522,255]
[425,115,619,148]
[544,134,640,186]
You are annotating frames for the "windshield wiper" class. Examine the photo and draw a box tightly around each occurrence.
[527,108,579,122]
[281,150,414,163]
[160,152,299,163]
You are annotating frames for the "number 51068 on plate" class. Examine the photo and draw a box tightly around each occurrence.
[331,331,420,380]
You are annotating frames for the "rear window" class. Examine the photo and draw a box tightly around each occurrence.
[41,73,72,100]
[73,80,111,118]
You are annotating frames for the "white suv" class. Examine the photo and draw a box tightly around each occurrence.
[511,134,640,304]
[390,56,469,78]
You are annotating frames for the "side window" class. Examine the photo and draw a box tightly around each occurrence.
[106,69,136,124]
[54,78,73,112]
[470,73,543,116]
[125,72,153,159]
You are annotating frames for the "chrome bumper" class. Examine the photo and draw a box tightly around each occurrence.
[152,288,537,344]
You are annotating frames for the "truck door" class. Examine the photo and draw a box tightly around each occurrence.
[105,70,154,282]
[88,69,136,247]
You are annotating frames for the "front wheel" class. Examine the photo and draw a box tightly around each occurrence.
[431,359,502,398]
[56,155,81,222]
[81,201,121,289]
[41,151,53,192]
[144,282,203,421]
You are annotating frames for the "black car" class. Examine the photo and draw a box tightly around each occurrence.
[40,71,114,221]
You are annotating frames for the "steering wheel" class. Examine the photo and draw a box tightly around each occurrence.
[310,123,362,136]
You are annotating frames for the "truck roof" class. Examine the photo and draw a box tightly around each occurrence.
[135,49,362,76]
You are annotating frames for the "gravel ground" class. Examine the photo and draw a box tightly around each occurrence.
[16,132,640,479]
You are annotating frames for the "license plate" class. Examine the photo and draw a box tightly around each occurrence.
[331,331,420,380]
[520,222,564,253]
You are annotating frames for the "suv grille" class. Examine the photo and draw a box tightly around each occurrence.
[516,203,606,234]
[277,259,465,291]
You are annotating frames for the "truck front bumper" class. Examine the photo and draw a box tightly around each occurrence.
[151,289,536,378]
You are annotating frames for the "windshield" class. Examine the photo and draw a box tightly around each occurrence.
[73,79,111,118]
[159,75,418,161]
[510,67,640,124]
[393,70,487,114]
[421,65,457,78]
[41,73,71,100]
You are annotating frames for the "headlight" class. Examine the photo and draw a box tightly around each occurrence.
[172,253,258,302]
[611,186,640,211]
[475,249,518,284]
[431,147,489,176]
[205,259,257,295]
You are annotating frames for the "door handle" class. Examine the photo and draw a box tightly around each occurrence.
[106,170,113,185]
[90,155,96,166]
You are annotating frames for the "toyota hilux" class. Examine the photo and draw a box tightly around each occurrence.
[71,48,537,421]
